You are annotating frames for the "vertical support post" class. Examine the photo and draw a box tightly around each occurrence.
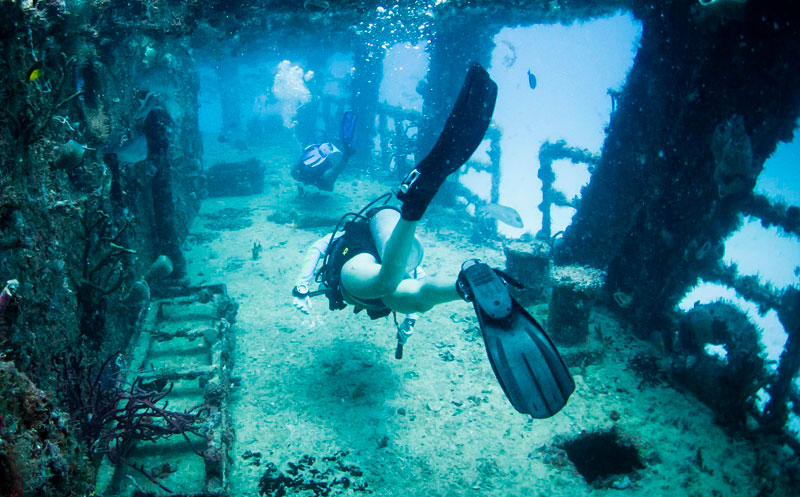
[378,110,390,171]
[350,42,385,165]
[487,127,502,205]
[547,266,605,345]
[144,109,186,278]
[537,142,557,241]
[393,115,411,179]
[216,59,241,140]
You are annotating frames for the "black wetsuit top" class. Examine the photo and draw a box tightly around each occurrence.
[323,220,392,319]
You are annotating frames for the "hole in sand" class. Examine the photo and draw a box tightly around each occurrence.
[561,430,644,485]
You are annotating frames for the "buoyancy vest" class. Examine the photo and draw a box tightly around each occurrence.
[320,218,392,320]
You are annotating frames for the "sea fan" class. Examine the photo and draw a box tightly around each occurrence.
[86,103,110,141]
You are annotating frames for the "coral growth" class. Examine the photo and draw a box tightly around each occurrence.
[672,302,767,427]
[258,451,370,497]
[74,196,136,343]
[85,102,111,141]
[1,3,205,495]
[0,361,94,497]
[711,114,757,198]
[56,352,210,493]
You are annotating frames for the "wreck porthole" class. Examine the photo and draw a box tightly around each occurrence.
[561,430,644,486]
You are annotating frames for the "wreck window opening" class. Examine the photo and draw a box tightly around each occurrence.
[754,134,800,206]
[464,13,641,237]
[678,134,800,346]
[725,218,800,291]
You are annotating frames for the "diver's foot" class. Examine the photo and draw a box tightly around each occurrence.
[397,63,497,221]
[458,258,575,418]
[456,259,513,321]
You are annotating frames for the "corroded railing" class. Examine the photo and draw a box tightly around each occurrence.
[536,140,599,241]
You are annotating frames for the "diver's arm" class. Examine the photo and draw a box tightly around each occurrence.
[294,235,332,290]
[292,235,334,314]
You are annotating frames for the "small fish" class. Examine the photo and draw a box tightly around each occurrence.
[479,203,524,229]
[527,70,537,90]
[149,462,177,479]
[116,135,149,164]
[139,377,168,392]
[26,61,43,82]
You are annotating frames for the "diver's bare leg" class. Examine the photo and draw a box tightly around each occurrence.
[340,219,418,299]
[381,275,460,314]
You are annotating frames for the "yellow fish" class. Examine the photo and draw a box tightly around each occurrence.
[26,61,43,82]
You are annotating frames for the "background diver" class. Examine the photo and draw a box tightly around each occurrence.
[291,64,574,418]
[290,110,357,192]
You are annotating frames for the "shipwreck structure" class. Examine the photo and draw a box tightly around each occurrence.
[0,0,798,496]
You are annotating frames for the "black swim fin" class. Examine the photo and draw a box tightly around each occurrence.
[457,259,575,418]
[340,110,357,152]
[397,62,498,221]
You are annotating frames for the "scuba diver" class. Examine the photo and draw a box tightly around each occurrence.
[290,110,357,192]
[292,206,425,359]
[291,64,574,418]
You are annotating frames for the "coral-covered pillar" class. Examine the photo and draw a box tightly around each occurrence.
[145,109,187,278]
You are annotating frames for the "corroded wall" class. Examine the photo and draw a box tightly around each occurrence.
[0,361,95,496]
[0,4,203,492]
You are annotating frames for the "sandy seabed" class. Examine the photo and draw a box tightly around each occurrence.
[171,141,788,497]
